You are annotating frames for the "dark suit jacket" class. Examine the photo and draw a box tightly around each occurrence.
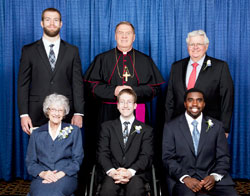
[97,118,153,180]
[162,114,234,195]
[165,55,234,132]
[18,39,84,126]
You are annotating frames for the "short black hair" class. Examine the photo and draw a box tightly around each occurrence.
[184,88,206,102]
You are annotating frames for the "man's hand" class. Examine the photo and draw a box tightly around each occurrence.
[225,133,229,138]
[115,168,132,184]
[21,116,33,135]
[183,177,203,192]
[71,115,83,128]
[201,175,215,191]
[114,85,132,96]
[108,169,119,180]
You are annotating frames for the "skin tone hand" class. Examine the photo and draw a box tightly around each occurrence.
[225,133,229,138]
[114,168,132,184]
[114,85,132,96]
[21,116,33,135]
[200,175,215,191]
[39,170,66,184]
[71,115,83,128]
[108,168,132,184]
[183,177,203,193]
[108,169,119,180]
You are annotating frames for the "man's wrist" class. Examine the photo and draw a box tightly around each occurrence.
[20,114,29,118]
[180,175,190,183]
[127,168,136,176]
[74,113,84,116]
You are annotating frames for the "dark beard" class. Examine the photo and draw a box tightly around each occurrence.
[43,27,60,37]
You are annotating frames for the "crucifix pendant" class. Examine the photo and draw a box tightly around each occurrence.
[123,71,131,82]
[123,66,131,82]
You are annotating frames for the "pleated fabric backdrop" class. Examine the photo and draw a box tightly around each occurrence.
[0,0,249,180]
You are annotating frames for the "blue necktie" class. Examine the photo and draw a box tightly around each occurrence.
[123,121,130,146]
[49,44,56,71]
[191,120,200,155]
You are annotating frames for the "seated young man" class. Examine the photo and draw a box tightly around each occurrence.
[162,88,238,196]
[97,89,153,196]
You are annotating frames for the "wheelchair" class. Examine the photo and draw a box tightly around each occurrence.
[85,164,161,196]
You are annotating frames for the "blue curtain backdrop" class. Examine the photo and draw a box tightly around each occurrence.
[0,0,249,180]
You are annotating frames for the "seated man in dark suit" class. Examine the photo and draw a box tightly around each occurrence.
[162,88,238,196]
[97,89,153,196]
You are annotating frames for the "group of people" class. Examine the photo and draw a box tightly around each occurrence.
[18,7,236,196]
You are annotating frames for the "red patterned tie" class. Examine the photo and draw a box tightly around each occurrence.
[187,63,199,89]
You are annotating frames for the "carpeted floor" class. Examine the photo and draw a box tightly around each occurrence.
[0,179,249,195]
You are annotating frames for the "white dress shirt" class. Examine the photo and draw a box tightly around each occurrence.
[42,36,60,60]
[48,121,62,141]
[185,55,206,87]
[180,112,223,183]
[106,115,136,177]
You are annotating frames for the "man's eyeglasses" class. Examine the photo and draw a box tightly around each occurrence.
[188,43,206,48]
[119,101,134,106]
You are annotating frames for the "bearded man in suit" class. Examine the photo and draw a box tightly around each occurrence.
[165,30,233,137]
[162,88,238,196]
[18,8,84,134]
[97,89,153,196]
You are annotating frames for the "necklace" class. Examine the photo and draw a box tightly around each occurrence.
[115,48,135,80]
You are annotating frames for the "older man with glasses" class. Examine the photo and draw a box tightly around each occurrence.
[165,30,234,137]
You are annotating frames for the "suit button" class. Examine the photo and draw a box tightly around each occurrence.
[123,156,125,160]
[50,81,54,85]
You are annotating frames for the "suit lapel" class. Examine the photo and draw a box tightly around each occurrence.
[182,58,189,91]
[52,40,67,76]
[125,120,139,151]
[113,119,125,151]
[195,55,209,88]
[179,115,196,156]
[36,39,53,74]
[197,116,209,156]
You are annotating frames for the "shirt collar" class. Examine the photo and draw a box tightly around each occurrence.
[189,55,206,66]
[42,36,61,48]
[116,47,133,55]
[48,121,62,141]
[185,112,203,133]
[120,115,135,125]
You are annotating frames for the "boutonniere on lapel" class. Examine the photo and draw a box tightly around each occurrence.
[131,125,142,135]
[203,59,212,71]
[58,125,73,140]
[206,119,214,132]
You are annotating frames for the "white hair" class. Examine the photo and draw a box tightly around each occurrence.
[43,93,70,117]
[186,30,209,45]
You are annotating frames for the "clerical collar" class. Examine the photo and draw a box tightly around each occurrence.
[116,47,133,55]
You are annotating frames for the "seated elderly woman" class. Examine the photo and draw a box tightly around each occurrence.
[26,93,84,196]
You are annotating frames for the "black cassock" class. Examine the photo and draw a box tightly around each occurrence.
[84,47,164,124]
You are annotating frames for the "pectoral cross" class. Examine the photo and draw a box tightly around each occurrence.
[123,66,131,82]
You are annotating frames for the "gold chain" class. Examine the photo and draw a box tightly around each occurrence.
[115,48,135,79]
